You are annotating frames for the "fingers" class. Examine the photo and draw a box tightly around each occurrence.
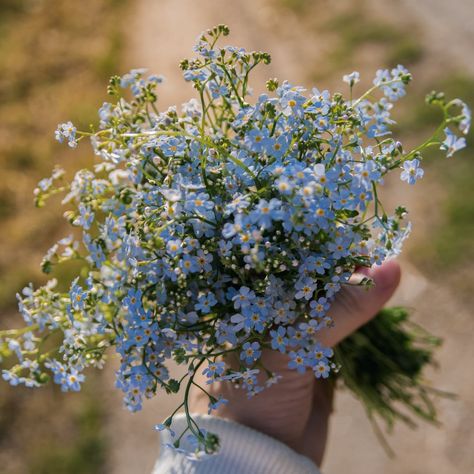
[190,350,317,450]
[317,259,401,347]
[300,379,334,465]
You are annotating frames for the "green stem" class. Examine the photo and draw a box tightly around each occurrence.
[218,63,244,107]
[183,358,206,439]
[0,324,39,338]
[352,78,404,107]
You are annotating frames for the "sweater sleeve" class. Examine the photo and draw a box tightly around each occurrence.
[152,413,321,474]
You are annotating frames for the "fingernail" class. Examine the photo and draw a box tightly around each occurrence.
[374,261,401,290]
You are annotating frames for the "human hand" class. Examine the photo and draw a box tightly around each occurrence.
[190,260,401,467]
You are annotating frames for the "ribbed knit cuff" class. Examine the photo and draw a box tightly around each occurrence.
[152,413,320,474]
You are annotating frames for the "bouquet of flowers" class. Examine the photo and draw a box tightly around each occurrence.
[1,25,470,458]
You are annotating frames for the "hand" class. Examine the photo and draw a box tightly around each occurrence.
[190,260,401,467]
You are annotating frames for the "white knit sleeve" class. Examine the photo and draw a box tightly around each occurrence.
[152,413,320,474]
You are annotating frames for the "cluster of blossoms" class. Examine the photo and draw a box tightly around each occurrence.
[1,25,470,458]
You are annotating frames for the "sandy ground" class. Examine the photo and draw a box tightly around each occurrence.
[103,1,474,472]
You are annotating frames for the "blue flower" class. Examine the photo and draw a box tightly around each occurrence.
[314,256,331,275]
[208,81,229,99]
[266,135,289,159]
[373,66,409,101]
[120,68,147,88]
[295,277,316,300]
[312,343,333,360]
[240,368,262,394]
[240,341,261,365]
[343,71,360,86]
[286,327,304,347]
[180,254,198,274]
[270,326,288,353]
[314,361,330,379]
[185,192,214,216]
[225,194,250,215]
[453,100,471,135]
[310,297,330,318]
[55,121,78,148]
[208,395,228,414]
[203,361,226,379]
[83,233,106,268]
[360,160,382,182]
[154,423,176,438]
[2,370,21,386]
[440,127,466,157]
[280,91,306,117]
[232,286,255,309]
[327,236,351,259]
[245,128,271,153]
[400,159,424,185]
[215,322,237,345]
[166,239,183,256]
[272,301,295,324]
[250,198,282,229]
[105,215,125,242]
[373,69,391,87]
[275,176,293,195]
[194,39,218,59]
[123,288,143,313]
[74,204,94,230]
[306,88,330,115]
[232,305,266,333]
[195,292,217,314]
[160,137,186,157]
[63,369,85,392]
[70,278,88,311]
[183,69,209,82]
[218,240,232,257]
[299,320,320,338]
[288,349,307,373]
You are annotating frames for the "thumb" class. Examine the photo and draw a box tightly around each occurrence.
[317,259,401,347]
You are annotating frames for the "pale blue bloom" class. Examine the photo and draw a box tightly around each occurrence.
[240,341,261,365]
[440,127,466,157]
[400,159,424,184]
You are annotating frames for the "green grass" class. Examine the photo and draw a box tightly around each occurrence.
[402,75,474,270]
[30,397,108,474]
[413,153,474,271]
[0,376,108,474]
[95,28,124,79]
[329,11,401,43]
[308,6,425,81]
[0,1,129,472]
[326,10,401,63]
[387,38,424,67]
[431,161,474,267]
[397,76,474,134]
[0,0,128,312]
[277,0,312,14]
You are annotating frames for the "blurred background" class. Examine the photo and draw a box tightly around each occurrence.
[0,0,473,473]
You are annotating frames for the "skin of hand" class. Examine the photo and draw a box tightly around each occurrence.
[190,260,401,467]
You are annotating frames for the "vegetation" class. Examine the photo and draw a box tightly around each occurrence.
[409,76,474,271]
[0,1,127,472]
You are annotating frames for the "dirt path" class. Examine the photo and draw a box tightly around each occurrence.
[124,0,326,105]
[103,2,474,473]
